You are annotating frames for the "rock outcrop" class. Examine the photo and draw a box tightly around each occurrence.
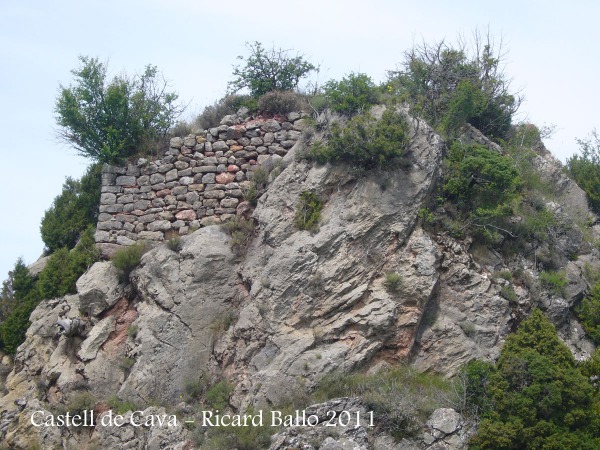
[1,109,598,449]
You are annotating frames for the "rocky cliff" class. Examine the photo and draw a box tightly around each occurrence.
[0,106,597,449]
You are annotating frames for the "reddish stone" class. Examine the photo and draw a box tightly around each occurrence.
[205,152,215,156]
[156,189,171,198]
[249,159,257,165]
[230,145,244,152]
[273,114,286,122]
[227,164,240,173]
[216,172,236,184]
[175,210,197,221]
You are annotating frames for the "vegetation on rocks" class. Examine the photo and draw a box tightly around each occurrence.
[467,309,600,449]
[228,41,317,98]
[310,109,410,170]
[566,129,600,214]
[322,72,380,116]
[111,241,148,282]
[56,56,183,164]
[40,163,102,253]
[294,191,323,232]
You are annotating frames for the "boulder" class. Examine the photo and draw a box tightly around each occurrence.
[76,262,123,316]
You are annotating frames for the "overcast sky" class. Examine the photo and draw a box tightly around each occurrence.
[1,0,599,280]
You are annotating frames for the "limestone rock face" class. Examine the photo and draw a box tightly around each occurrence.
[119,225,239,404]
[77,261,123,316]
[3,109,600,449]
[215,110,446,407]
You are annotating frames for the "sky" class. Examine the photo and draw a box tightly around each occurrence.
[1,0,599,280]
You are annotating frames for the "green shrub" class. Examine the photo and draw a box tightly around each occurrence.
[244,167,269,206]
[204,380,233,411]
[203,409,272,450]
[257,90,303,114]
[0,259,41,354]
[294,191,323,232]
[576,283,600,344]
[119,356,135,374]
[107,395,137,414]
[539,270,567,296]
[492,270,513,281]
[442,142,521,241]
[65,392,96,417]
[384,272,403,292]
[185,375,208,402]
[127,324,138,339]
[41,163,102,253]
[228,41,317,97]
[388,34,518,140]
[468,309,599,449]
[111,242,148,283]
[310,109,409,170]
[56,57,183,164]
[195,94,256,130]
[223,218,255,256]
[323,73,379,116]
[166,236,182,252]
[314,366,455,439]
[37,227,99,300]
[499,285,518,304]
[566,129,600,214]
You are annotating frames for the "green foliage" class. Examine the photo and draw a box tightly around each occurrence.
[499,285,518,304]
[223,217,255,256]
[389,33,518,140]
[323,73,379,116]
[294,191,323,232]
[40,163,102,253]
[202,408,272,450]
[195,94,257,130]
[310,109,410,170]
[576,282,600,344]
[462,359,495,418]
[166,236,182,252]
[314,366,456,439]
[539,270,567,297]
[119,356,135,374]
[37,227,99,300]
[243,167,269,206]
[439,79,486,137]
[0,259,40,354]
[111,242,148,282]
[65,392,96,417]
[56,56,182,163]
[443,143,521,240]
[127,324,138,339]
[492,270,513,281]
[228,42,317,98]
[257,90,303,114]
[185,375,208,402]
[566,129,600,214]
[107,395,137,414]
[204,380,233,411]
[384,272,403,292]
[468,309,600,449]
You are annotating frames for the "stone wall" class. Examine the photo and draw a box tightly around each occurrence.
[95,111,307,250]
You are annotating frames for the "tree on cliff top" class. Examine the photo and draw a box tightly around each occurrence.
[388,31,520,140]
[55,56,183,164]
[228,42,318,98]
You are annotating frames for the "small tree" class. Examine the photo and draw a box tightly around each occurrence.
[228,42,317,98]
[566,129,600,214]
[323,72,380,116]
[56,56,183,164]
[40,163,102,253]
[388,31,520,140]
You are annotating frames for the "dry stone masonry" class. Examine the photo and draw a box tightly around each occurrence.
[95,111,306,247]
